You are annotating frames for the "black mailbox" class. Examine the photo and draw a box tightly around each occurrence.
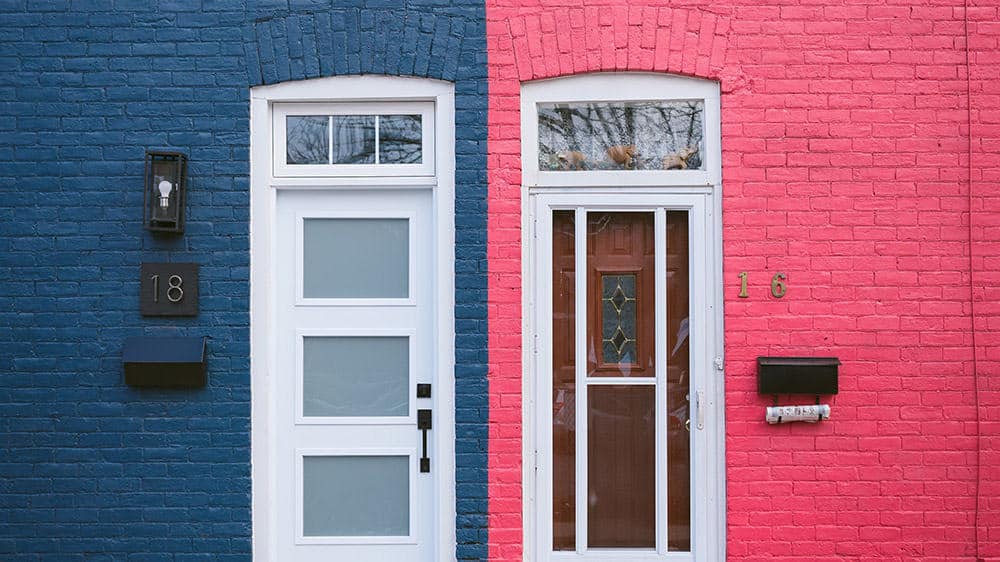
[123,336,207,388]
[757,356,839,396]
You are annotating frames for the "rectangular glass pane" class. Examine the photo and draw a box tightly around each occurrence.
[666,211,691,551]
[552,210,576,550]
[331,115,375,164]
[287,116,329,165]
[303,455,409,537]
[588,385,656,548]
[303,337,408,417]
[379,115,423,164]
[303,218,408,299]
[538,101,705,171]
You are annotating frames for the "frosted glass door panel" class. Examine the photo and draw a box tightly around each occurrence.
[303,218,409,299]
[303,455,410,537]
[302,336,409,417]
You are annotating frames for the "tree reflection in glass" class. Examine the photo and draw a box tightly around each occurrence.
[538,101,704,171]
[332,116,376,164]
[379,115,423,164]
[286,116,329,165]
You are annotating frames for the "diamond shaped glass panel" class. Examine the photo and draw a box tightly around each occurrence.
[601,274,636,363]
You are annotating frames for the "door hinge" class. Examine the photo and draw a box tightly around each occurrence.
[714,356,724,371]
[533,333,539,355]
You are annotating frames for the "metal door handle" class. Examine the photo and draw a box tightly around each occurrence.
[696,391,705,430]
[417,409,432,473]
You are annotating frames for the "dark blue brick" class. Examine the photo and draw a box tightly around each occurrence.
[1,1,486,560]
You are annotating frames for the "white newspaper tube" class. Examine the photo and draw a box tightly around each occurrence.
[765,404,830,424]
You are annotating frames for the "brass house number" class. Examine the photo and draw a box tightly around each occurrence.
[140,262,199,316]
[738,271,787,299]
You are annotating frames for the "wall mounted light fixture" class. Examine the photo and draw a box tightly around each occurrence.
[144,150,187,234]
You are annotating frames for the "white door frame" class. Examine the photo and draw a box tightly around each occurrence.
[250,75,456,561]
[520,73,725,562]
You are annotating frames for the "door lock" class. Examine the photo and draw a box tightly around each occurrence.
[417,409,432,473]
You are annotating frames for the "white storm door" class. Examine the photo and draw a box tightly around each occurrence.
[531,191,723,562]
[274,188,436,562]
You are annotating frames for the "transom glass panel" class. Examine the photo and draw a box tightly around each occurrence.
[286,114,423,166]
[537,101,704,172]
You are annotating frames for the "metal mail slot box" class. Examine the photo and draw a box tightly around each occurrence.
[123,336,207,388]
[757,356,839,395]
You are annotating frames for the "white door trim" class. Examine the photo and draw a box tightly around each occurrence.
[250,75,456,562]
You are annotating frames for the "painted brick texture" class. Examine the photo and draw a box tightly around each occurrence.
[487,1,998,561]
[0,0,488,560]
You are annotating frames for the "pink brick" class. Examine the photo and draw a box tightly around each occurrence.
[487,1,999,559]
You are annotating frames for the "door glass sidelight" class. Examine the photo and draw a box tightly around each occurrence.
[551,209,691,553]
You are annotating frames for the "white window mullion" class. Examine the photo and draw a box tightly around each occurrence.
[654,208,667,555]
[574,207,588,555]
[374,115,381,164]
[327,116,333,165]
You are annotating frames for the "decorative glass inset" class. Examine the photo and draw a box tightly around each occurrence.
[538,101,704,171]
[379,115,423,164]
[331,115,375,164]
[303,455,409,537]
[601,274,637,364]
[286,116,329,165]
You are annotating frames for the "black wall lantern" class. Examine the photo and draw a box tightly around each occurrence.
[144,150,187,234]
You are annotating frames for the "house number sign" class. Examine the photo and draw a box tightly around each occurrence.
[737,271,787,299]
[140,262,198,316]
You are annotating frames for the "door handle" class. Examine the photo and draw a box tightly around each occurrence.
[417,409,432,473]
[696,390,705,430]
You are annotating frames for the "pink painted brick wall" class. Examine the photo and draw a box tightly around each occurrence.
[487,1,999,560]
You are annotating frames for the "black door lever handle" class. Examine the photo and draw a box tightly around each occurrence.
[417,409,432,473]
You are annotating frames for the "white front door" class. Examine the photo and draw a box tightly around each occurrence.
[273,188,437,561]
[529,191,724,562]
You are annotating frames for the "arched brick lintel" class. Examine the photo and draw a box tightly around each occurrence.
[243,9,471,87]
[492,6,732,85]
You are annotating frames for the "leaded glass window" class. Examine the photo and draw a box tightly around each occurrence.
[601,274,637,364]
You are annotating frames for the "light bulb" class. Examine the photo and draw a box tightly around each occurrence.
[158,179,173,208]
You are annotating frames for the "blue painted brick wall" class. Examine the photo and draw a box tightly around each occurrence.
[0,0,488,559]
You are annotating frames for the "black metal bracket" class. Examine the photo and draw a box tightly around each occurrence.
[417,409,432,473]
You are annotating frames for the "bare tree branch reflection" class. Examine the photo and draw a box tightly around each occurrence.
[287,116,329,165]
[538,101,705,171]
